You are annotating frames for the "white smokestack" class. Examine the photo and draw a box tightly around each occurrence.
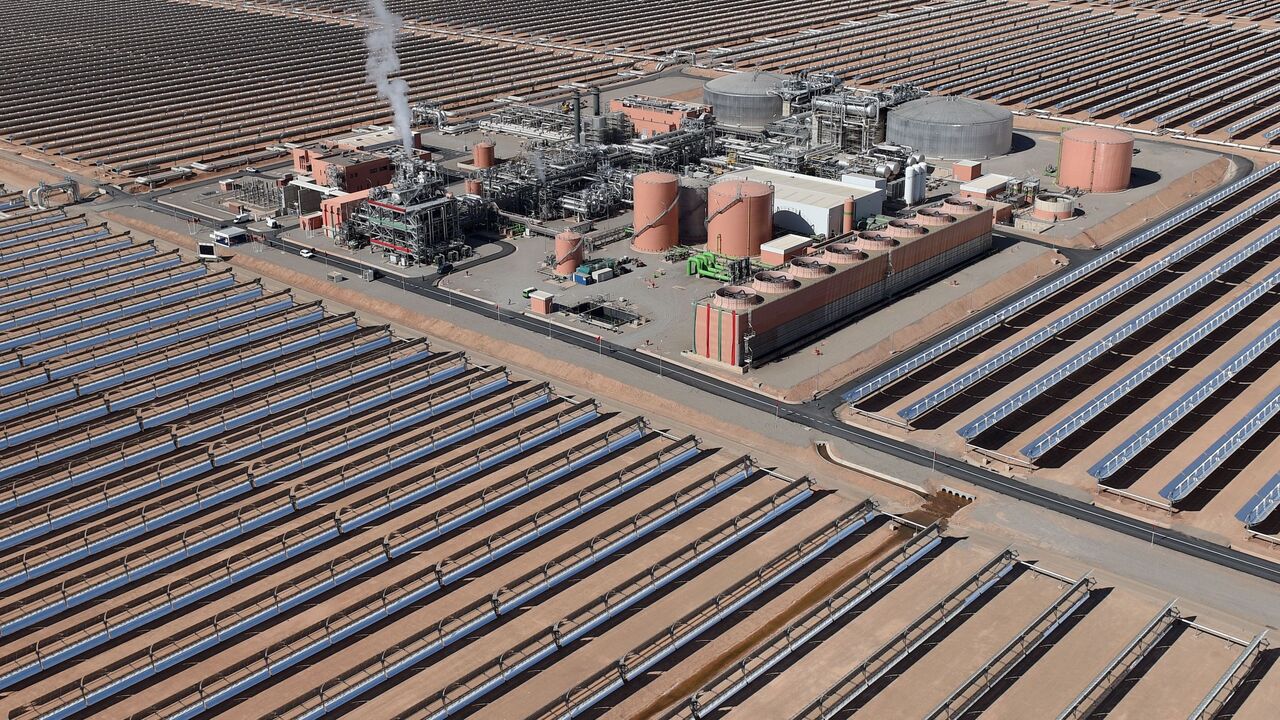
[364,0,414,154]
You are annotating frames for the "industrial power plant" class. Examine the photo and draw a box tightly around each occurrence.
[1,0,1280,718]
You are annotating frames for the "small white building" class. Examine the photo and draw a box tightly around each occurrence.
[840,173,887,191]
[721,167,884,238]
[959,173,1011,199]
[760,234,813,265]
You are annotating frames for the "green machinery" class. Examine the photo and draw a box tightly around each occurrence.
[687,252,730,281]
[686,252,758,282]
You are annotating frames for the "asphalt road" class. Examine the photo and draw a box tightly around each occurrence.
[251,228,1280,587]
[123,151,1280,586]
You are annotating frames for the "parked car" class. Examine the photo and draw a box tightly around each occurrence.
[232,212,252,223]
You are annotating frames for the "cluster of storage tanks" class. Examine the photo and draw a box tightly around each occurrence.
[630,172,777,258]
[903,160,929,205]
[701,72,1015,163]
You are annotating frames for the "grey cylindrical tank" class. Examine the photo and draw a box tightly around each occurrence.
[887,96,1013,159]
[678,175,713,245]
[703,72,788,130]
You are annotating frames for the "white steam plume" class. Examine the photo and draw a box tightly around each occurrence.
[364,0,414,153]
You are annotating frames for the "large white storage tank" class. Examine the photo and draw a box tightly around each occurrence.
[703,72,789,130]
[887,96,1013,159]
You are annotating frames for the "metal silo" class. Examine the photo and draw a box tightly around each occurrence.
[554,231,584,276]
[1058,127,1133,193]
[631,172,680,253]
[473,142,496,169]
[887,97,1013,159]
[707,180,773,258]
[678,175,713,245]
[703,72,789,130]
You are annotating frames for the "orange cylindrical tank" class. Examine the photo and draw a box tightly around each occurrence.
[554,231,584,276]
[1033,193,1076,222]
[464,178,483,195]
[842,197,856,234]
[631,172,680,253]
[473,142,496,169]
[707,180,773,257]
[1058,127,1133,193]
[678,177,712,245]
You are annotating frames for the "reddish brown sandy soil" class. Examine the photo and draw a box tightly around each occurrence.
[980,590,1165,718]
[1230,658,1280,720]
[849,568,1071,718]
[1105,627,1242,719]
[0,150,96,194]
[620,524,913,720]
[1068,157,1232,251]
[721,540,998,718]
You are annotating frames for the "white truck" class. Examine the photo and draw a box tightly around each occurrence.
[210,227,248,246]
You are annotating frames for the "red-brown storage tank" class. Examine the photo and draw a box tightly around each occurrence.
[1058,127,1133,193]
[631,172,680,253]
[473,142,496,169]
[678,176,712,245]
[707,180,773,257]
[464,178,483,195]
[554,231,584,276]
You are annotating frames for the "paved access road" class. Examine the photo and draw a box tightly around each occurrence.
[253,223,1280,587]
[122,153,1279,586]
